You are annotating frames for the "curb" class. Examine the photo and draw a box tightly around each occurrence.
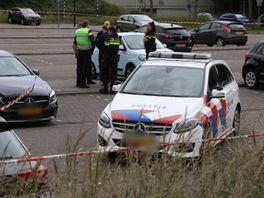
[55,90,99,96]
[193,46,250,52]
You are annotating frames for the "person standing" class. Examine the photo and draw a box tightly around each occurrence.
[95,21,111,81]
[74,20,95,88]
[100,26,120,94]
[144,21,157,60]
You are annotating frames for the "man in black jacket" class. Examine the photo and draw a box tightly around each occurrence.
[100,26,120,94]
[95,21,110,81]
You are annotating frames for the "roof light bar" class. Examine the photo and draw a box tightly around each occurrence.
[149,52,212,60]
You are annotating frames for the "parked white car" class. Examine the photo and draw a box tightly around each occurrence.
[91,32,172,78]
[97,52,241,158]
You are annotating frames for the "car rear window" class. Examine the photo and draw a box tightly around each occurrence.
[228,24,245,30]
[165,28,188,35]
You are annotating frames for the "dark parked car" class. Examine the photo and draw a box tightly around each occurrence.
[219,13,249,25]
[197,12,215,21]
[116,14,154,32]
[136,23,192,52]
[0,50,58,122]
[0,117,48,196]
[191,21,248,47]
[242,41,264,89]
[8,8,41,25]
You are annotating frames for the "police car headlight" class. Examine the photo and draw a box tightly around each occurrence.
[174,119,199,134]
[138,55,146,62]
[99,112,111,128]
[49,90,57,103]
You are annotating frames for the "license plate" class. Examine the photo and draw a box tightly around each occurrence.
[235,32,244,35]
[175,44,186,48]
[126,134,157,147]
[20,107,43,116]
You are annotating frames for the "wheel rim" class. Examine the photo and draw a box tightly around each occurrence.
[233,110,240,135]
[245,72,256,87]
[216,39,224,47]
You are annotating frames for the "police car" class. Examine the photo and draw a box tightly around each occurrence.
[97,52,241,158]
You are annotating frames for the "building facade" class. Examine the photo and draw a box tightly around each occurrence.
[105,0,215,16]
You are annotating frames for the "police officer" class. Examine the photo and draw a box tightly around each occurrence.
[95,21,110,81]
[100,26,120,94]
[144,21,157,60]
[74,20,95,88]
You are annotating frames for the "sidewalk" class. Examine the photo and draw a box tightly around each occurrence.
[49,79,101,95]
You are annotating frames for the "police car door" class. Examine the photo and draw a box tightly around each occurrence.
[215,64,237,132]
[117,38,128,76]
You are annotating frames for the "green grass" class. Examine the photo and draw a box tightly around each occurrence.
[2,138,263,197]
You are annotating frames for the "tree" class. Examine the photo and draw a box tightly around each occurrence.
[193,0,198,17]
[248,0,253,18]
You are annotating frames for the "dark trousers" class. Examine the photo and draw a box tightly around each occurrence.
[101,59,118,91]
[76,50,92,85]
[98,51,103,81]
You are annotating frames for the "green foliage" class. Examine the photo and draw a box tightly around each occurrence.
[0,0,123,16]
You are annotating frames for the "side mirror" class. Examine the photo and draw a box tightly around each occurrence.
[112,84,122,93]
[32,69,40,76]
[210,89,225,99]
[119,45,125,51]
[163,43,167,48]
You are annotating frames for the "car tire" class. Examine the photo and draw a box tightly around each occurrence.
[125,64,135,78]
[232,107,240,136]
[36,22,41,26]
[216,38,225,47]
[21,18,25,25]
[116,27,122,32]
[244,68,259,89]
[8,17,13,24]
[91,62,99,80]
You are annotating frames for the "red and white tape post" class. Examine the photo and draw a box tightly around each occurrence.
[0,78,36,112]
[0,132,264,165]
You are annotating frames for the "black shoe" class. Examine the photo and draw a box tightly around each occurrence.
[87,80,96,85]
[79,84,90,88]
[99,88,108,94]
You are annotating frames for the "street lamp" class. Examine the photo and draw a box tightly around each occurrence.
[73,0,76,27]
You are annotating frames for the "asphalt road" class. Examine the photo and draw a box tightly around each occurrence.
[0,23,263,159]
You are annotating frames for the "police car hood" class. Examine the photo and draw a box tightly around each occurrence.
[109,93,204,124]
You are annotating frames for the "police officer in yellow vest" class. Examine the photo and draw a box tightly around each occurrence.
[74,20,95,88]
[144,21,157,60]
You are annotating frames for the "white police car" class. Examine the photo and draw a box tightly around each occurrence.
[97,52,241,158]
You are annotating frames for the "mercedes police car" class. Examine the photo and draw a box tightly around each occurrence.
[97,52,241,158]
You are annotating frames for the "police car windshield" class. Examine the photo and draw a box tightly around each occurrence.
[0,129,28,160]
[0,57,31,76]
[124,35,164,50]
[122,66,204,97]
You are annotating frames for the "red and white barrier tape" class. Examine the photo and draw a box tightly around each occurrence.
[0,132,263,164]
[0,77,36,112]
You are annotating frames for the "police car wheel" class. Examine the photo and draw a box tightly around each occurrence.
[232,108,240,136]
[244,69,259,89]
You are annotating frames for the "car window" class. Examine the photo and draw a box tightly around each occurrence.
[165,28,188,35]
[20,8,35,15]
[199,23,211,31]
[0,57,31,76]
[123,34,164,50]
[120,16,128,21]
[137,25,147,33]
[0,129,28,160]
[127,16,134,23]
[133,15,152,22]
[122,66,204,97]
[216,64,233,87]
[208,66,219,91]
[255,44,264,54]
[211,23,221,29]
[228,24,245,30]
[156,26,163,33]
